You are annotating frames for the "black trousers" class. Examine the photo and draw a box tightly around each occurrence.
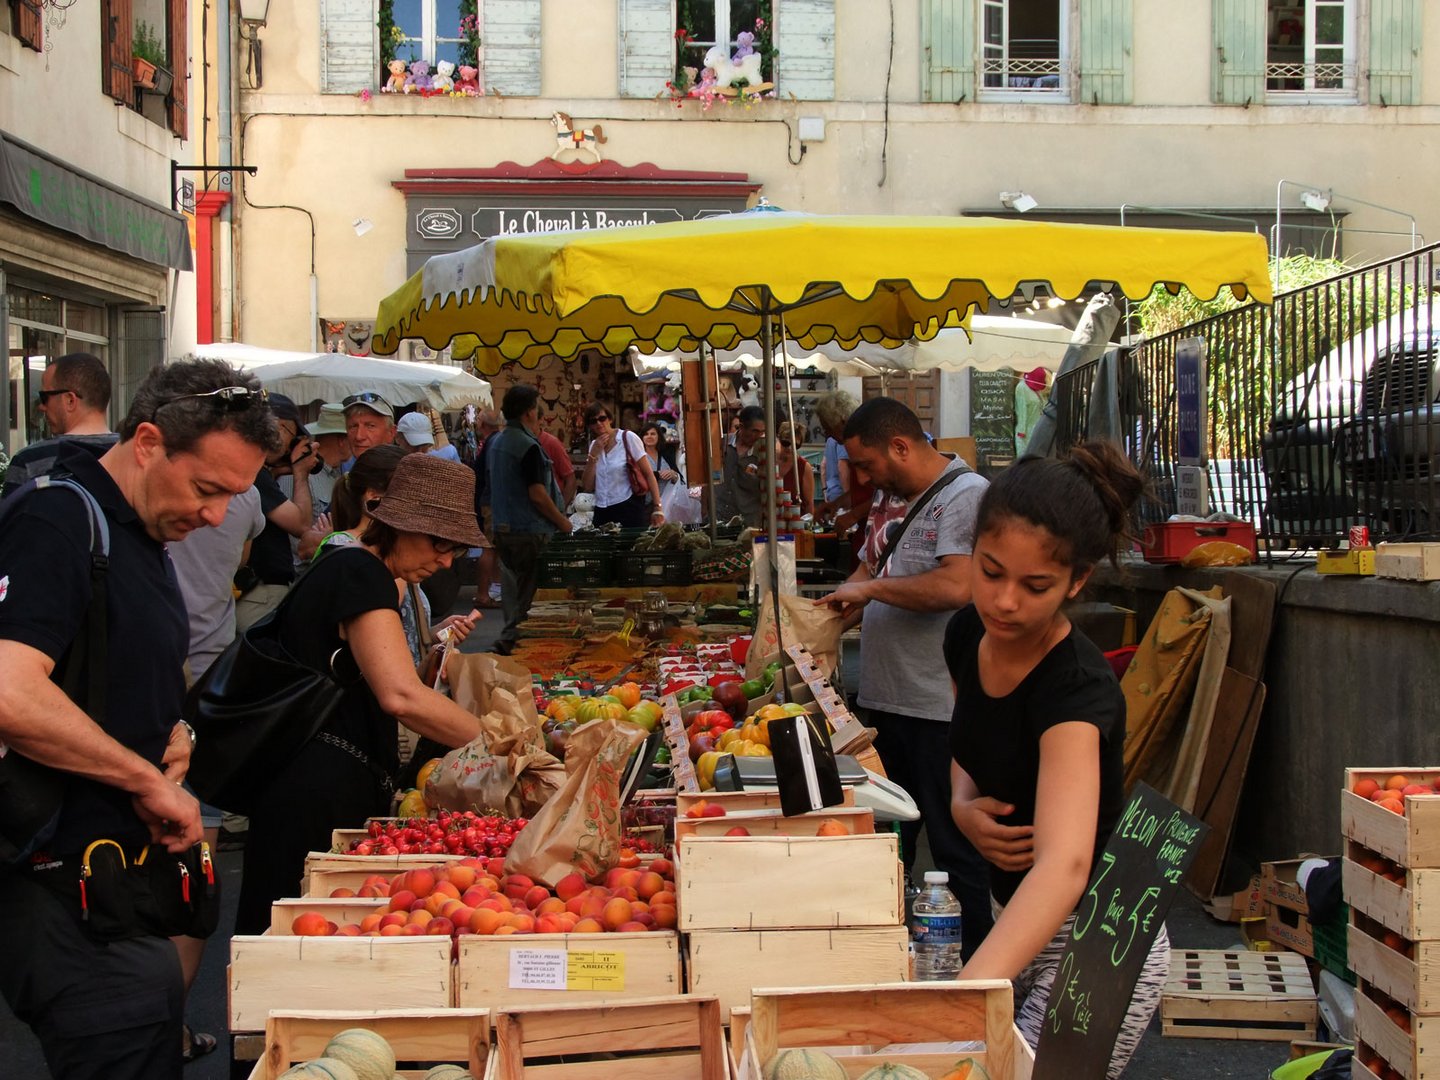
[594,492,649,528]
[0,867,185,1080]
[866,708,994,962]
[493,531,552,647]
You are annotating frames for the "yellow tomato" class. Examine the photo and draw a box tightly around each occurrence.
[756,703,790,722]
[614,682,642,709]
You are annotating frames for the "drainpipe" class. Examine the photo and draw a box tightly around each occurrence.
[217,0,235,340]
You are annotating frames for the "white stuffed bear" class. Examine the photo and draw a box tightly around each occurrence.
[431,60,455,93]
[703,44,763,90]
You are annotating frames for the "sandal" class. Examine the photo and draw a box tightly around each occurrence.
[182,1025,218,1064]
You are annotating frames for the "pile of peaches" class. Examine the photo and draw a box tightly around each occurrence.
[1350,773,1440,815]
[291,855,678,938]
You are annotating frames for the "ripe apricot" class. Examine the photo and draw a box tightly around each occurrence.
[404,868,438,898]
[493,925,519,935]
[408,909,433,928]
[815,818,848,837]
[506,912,536,933]
[650,890,676,908]
[523,885,551,910]
[1370,789,1392,804]
[649,857,674,878]
[445,865,478,891]
[1385,774,1409,791]
[359,913,384,933]
[535,897,566,916]
[601,897,633,931]
[469,907,504,935]
[535,914,566,935]
[1378,798,1405,815]
[554,873,587,901]
[426,917,454,936]
[378,923,404,936]
[291,912,332,936]
[388,889,418,913]
[1401,784,1429,797]
[1353,779,1381,800]
[617,921,649,933]
[636,872,665,900]
[329,887,356,898]
[617,848,641,869]
[572,917,604,933]
[650,905,677,929]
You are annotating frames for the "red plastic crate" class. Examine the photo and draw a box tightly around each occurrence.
[1140,521,1257,564]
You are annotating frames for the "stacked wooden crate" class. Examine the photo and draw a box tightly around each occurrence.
[675,791,909,1019]
[1341,767,1440,1080]
[244,1008,489,1080]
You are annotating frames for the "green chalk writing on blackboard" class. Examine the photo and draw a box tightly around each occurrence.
[1114,799,1159,845]
[1111,886,1161,967]
[1070,851,1116,941]
[1046,953,1095,1037]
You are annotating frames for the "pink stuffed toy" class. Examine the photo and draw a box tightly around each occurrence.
[456,64,482,96]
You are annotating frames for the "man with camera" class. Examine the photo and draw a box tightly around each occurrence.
[235,394,316,631]
[0,359,277,1079]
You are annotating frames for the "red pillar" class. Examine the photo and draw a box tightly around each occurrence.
[193,192,231,344]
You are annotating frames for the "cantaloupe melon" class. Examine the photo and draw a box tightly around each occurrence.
[856,1064,931,1080]
[323,1028,396,1080]
[422,1066,471,1080]
[939,1058,992,1080]
[278,1059,360,1080]
[764,1048,848,1080]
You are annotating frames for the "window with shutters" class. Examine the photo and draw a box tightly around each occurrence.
[13,0,44,51]
[385,0,475,69]
[978,0,1069,101]
[101,0,187,138]
[1266,0,1357,99]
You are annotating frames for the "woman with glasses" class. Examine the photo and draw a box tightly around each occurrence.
[233,453,488,933]
[581,402,664,528]
[776,420,816,518]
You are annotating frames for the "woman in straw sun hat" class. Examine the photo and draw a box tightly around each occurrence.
[234,453,489,932]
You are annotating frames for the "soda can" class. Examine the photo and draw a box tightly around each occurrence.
[1348,524,1370,549]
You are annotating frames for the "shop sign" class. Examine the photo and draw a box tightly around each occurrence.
[0,132,192,270]
[1176,337,1207,466]
[416,207,463,240]
[471,206,684,237]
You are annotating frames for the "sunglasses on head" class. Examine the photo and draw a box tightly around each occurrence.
[149,385,265,424]
[343,392,386,408]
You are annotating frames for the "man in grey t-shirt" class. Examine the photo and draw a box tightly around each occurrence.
[816,397,993,959]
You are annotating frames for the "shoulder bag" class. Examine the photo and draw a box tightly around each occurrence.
[871,462,967,578]
[620,431,649,497]
[184,579,360,816]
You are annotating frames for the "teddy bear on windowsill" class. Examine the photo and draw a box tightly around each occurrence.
[383,58,408,93]
[456,64,482,96]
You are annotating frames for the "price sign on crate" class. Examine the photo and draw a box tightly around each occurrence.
[1032,783,1208,1080]
[662,695,699,792]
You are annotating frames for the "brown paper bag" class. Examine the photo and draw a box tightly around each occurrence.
[426,686,565,818]
[501,718,646,886]
[449,651,541,726]
[746,592,846,679]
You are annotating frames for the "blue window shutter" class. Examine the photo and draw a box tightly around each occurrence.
[618,0,675,98]
[320,0,378,94]
[776,0,835,100]
[1079,0,1132,104]
[921,0,975,103]
[483,0,542,96]
[1370,0,1421,106]
[1212,0,1264,104]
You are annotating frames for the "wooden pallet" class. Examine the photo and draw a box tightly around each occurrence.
[244,1008,489,1080]
[1160,950,1317,1041]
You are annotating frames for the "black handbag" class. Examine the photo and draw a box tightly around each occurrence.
[769,712,845,817]
[184,591,359,815]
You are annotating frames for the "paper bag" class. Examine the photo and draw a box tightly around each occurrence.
[750,535,797,600]
[501,718,646,886]
[426,686,565,818]
[449,651,541,726]
[746,592,846,680]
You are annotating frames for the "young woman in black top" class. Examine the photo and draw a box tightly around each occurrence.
[943,441,1163,1077]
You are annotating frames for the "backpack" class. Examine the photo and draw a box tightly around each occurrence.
[0,475,110,864]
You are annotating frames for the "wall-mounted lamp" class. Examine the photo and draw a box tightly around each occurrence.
[238,0,271,88]
[352,218,374,237]
[1000,191,1038,214]
[1300,189,1333,213]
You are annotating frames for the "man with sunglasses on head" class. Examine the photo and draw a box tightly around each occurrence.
[341,391,397,471]
[1,353,117,500]
[0,359,278,1079]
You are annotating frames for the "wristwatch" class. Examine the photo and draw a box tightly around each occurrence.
[179,720,197,747]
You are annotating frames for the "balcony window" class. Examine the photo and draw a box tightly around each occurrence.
[979,0,1068,101]
[1266,0,1356,100]
[677,0,772,82]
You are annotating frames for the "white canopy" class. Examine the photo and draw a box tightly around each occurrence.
[634,316,1078,377]
[191,343,492,410]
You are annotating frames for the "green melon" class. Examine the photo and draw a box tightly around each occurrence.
[323,1028,397,1080]
[764,1048,848,1080]
[856,1065,931,1080]
[278,1059,360,1080]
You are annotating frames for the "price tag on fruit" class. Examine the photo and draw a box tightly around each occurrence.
[566,950,626,992]
[508,949,568,991]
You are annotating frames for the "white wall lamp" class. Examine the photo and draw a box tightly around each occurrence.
[238,0,271,88]
[1274,178,1419,286]
[352,218,374,237]
[1000,191,1038,214]
[1300,189,1332,213]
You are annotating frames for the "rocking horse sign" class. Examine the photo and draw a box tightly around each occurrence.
[550,112,607,163]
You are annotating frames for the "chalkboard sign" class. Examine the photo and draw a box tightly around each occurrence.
[1032,783,1209,1080]
[969,368,1017,463]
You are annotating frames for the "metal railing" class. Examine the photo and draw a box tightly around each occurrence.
[1050,244,1440,554]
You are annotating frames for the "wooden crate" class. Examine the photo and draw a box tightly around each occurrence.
[674,806,874,841]
[483,995,732,1080]
[676,834,902,931]
[675,788,854,817]
[267,897,389,934]
[1341,769,1440,868]
[455,931,683,1008]
[1349,916,1440,1016]
[736,983,1035,1080]
[1263,858,1326,914]
[243,1008,488,1080]
[1160,950,1318,1041]
[1375,542,1440,581]
[1343,852,1440,941]
[685,926,909,1020]
[228,935,454,1032]
[1354,978,1438,1080]
[304,855,470,898]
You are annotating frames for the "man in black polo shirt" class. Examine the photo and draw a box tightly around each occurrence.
[0,359,278,1079]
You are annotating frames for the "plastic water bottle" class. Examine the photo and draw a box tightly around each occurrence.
[911,870,963,981]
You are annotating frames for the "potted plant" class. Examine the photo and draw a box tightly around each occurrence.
[132,20,173,95]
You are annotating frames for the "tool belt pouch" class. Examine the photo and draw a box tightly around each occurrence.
[80,840,221,941]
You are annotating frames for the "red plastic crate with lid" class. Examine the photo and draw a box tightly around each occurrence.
[1140,520,1257,564]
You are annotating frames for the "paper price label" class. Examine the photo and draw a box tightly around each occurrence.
[509,949,568,990]
[566,950,626,991]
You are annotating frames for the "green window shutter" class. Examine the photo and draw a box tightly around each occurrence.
[1212,0,1264,104]
[1370,0,1421,106]
[1078,0,1132,104]
[921,0,975,103]
[320,0,377,94]
[483,0,541,96]
[776,0,834,100]
[618,0,675,98]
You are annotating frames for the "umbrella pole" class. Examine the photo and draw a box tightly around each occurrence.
[778,316,803,516]
[700,342,719,542]
[761,300,782,644]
